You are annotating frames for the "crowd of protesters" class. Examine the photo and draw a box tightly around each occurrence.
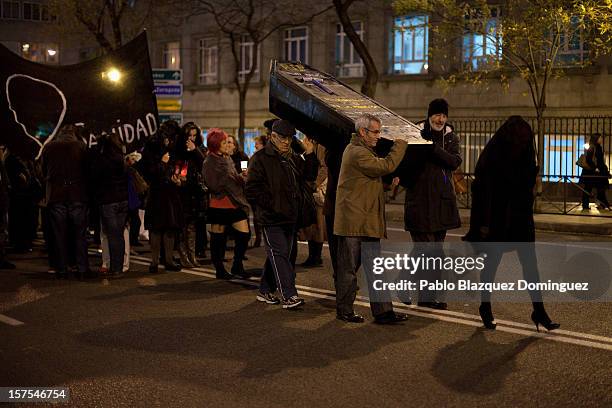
[0,98,563,329]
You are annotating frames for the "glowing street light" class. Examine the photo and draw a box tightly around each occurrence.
[102,67,122,83]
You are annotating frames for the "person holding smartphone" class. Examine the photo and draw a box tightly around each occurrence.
[175,122,206,268]
[202,129,251,279]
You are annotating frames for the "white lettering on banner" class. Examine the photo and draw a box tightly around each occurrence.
[136,119,148,141]
[146,112,158,135]
[123,123,135,144]
[84,112,158,149]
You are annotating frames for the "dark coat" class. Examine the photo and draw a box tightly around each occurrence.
[41,133,89,205]
[0,157,9,210]
[395,121,462,233]
[464,116,537,242]
[246,142,315,227]
[202,153,249,213]
[579,144,609,189]
[140,138,183,231]
[89,144,128,205]
[176,148,206,221]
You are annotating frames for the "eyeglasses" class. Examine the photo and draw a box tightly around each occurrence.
[365,128,381,135]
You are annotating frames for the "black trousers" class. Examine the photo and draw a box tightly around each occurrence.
[409,231,447,303]
[335,235,393,317]
[48,201,89,274]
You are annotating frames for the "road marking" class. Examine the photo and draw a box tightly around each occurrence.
[124,254,612,351]
[0,313,25,326]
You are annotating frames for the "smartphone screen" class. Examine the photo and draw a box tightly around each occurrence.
[240,160,248,171]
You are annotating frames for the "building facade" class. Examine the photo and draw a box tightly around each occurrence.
[2,1,611,159]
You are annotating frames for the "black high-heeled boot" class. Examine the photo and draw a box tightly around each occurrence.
[231,231,250,278]
[479,302,496,330]
[531,302,560,332]
[210,232,232,279]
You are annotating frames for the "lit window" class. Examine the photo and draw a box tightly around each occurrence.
[163,41,180,69]
[239,34,260,82]
[462,7,502,71]
[198,38,218,85]
[391,15,429,75]
[555,16,588,66]
[335,21,364,77]
[284,27,308,64]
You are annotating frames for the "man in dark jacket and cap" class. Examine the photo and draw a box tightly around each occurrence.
[246,119,314,309]
[394,98,462,310]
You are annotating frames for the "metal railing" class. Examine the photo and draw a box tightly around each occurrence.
[449,116,612,217]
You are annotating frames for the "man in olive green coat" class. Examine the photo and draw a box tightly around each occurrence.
[333,113,408,324]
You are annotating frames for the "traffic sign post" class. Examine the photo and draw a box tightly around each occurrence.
[153,69,183,124]
[159,113,184,123]
[154,84,183,97]
[152,69,182,83]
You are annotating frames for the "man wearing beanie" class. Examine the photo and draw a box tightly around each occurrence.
[393,98,462,310]
[246,119,314,309]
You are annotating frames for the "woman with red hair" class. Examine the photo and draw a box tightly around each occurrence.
[202,128,250,279]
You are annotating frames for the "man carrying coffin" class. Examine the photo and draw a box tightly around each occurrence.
[333,113,409,324]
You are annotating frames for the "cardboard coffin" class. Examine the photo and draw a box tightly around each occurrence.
[269,60,429,151]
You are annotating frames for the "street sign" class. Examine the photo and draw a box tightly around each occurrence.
[157,98,182,112]
[154,84,183,97]
[159,112,183,124]
[152,69,182,82]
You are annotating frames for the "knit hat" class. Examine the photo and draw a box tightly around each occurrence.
[271,120,296,138]
[428,98,449,118]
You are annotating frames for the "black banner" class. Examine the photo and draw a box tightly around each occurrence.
[0,31,158,159]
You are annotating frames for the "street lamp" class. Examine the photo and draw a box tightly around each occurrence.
[102,67,122,84]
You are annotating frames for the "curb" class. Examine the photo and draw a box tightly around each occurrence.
[385,209,612,236]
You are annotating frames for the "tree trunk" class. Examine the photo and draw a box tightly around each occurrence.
[238,88,247,148]
[534,109,546,212]
[333,0,379,98]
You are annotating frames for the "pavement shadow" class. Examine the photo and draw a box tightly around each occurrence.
[431,329,539,394]
[87,277,250,302]
[73,301,434,385]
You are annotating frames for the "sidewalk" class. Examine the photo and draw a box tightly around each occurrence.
[385,203,612,236]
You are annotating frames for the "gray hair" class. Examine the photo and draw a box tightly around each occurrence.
[354,113,381,133]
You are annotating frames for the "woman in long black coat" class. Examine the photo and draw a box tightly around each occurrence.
[175,122,206,268]
[464,116,559,332]
[141,121,184,273]
[579,133,610,210]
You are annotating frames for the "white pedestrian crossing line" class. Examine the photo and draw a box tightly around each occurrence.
[0,313,24,326]
[124,253,612,351]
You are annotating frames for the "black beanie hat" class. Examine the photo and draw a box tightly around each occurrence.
[271,119,296,138]
[428,98,449,118]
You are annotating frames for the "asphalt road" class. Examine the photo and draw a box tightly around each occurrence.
[1,223,611,407]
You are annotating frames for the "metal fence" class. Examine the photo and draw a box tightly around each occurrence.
[450,116,612,216]
[454,116,612,179]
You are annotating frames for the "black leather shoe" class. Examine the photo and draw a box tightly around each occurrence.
[336,312,365,323]
[417,301,448,310]
[149,265,159,274]
[374,311,409,325]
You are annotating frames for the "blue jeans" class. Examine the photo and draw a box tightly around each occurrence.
[48,201,89,274]
[100,201,129,273]
[260,225,297,300]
